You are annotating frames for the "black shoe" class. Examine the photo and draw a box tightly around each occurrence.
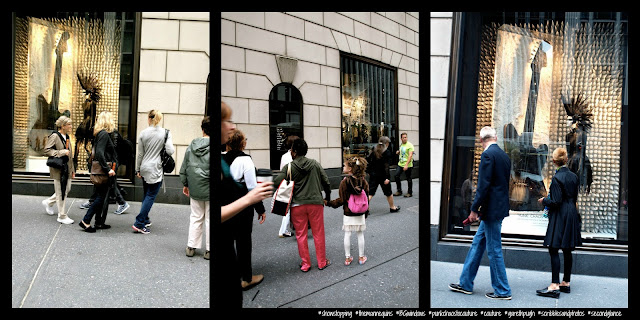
[536,288,560,298]
[448,283,472,295]
[485,292,512,300]
[390,206,401,213]
[95,224,111,229]
[79,221,96,233]
[559,285,570,293]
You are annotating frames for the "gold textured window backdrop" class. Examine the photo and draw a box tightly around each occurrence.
[13,16,121,174]
[473,21,623,239]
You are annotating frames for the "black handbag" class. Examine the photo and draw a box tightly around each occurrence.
[46,156,65,169]
[46,132,68,169]
[160,129,175,173]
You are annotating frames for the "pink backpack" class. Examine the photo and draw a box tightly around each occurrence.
[348,188,369,213]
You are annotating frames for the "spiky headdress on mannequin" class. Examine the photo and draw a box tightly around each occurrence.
[77,71,102,103]
[561,93,593,132]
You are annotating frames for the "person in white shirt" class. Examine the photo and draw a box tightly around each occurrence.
[222,129,266,291]
[277,135,300,238]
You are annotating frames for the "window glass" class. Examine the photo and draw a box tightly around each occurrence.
[12,12,136,177]
[340,54,397,162]
[269,83,303,170]
[446,12,628,243]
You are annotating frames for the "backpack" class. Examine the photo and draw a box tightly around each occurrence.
[348,188,369,214]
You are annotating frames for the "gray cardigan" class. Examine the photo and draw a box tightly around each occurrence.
[136,125,175,184]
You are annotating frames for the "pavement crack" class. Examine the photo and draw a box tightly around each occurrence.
[277,246,419,308]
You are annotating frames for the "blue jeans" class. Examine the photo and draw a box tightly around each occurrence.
[134,179,161,228]
[459,218,511,296]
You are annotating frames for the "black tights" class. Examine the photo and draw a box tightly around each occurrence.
[549,247,573,284]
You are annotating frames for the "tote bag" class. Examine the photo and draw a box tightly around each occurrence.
[271,163,294,216]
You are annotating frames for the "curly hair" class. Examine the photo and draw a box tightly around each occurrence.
[346,156,368,178]
[226,129,246,151]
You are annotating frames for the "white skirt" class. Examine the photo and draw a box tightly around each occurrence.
[342,214,366,232]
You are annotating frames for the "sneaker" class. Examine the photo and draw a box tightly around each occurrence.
[186,247,195,257]
[204,251,210,260]
[145,222,152,227]
[358,256,368,265]
[79,201,92,210]
[485,292,512,300]
[404,193,412,197]
[132,225,150,234]
[114,202,130,214]
[57,217,74,224]
[393,191,403,196]
[449,283,473,295]
[279,231,293,238]
[42,200,55,215]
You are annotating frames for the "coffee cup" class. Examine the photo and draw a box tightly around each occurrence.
[256,169,273,183]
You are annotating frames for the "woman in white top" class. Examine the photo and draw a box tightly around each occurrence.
[277,135,300,237]
[133,110,175,234]
[222,129,266,290]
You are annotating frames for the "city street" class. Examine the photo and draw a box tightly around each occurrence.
[12,179,420,308]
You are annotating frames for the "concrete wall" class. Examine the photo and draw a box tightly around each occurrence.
[221,12,420,171]
[430,12,452,225]
[137,12,210,176]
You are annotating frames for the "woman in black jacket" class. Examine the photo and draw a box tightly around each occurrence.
[536,147,582,298]
[366,136,400,213]
[79,111,118,233]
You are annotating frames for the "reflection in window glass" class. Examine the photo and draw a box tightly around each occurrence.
[340,55,397,162]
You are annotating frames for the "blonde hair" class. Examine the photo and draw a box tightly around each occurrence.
[346,156,368,178]
[148,110,163,126]
[93,111,116,135]
[55,116,71,129]
[552,148,568,166]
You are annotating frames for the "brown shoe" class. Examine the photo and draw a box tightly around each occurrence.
[186,247,195,257]
[241,274,264,291]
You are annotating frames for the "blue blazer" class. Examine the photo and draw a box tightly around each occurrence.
[470,144,511,220]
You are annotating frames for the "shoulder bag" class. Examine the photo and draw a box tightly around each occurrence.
[160,129,175,173]
[46,132,68,169]
[271,163,294,216]
[89,145,114,187]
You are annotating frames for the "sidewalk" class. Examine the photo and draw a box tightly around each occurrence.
[12,179,420,308]
[431,260,628,309]
[12,193,209,308]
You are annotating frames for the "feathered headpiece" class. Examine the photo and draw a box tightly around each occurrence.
[561,93,593,132]
[77,71,102,103]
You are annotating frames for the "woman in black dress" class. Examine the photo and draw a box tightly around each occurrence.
[536,147,582,298]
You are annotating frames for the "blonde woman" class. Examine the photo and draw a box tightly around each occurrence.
[79,111,117,233]
[42,116,75,224]
[133,110,175,234]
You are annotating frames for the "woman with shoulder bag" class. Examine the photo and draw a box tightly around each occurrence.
[42,116,75,224]
[79,111,117,233]
[133,110,175,234]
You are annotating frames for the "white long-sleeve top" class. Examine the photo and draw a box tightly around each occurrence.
[136,125,175,184]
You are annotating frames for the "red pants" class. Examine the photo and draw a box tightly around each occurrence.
[290,204,328,270]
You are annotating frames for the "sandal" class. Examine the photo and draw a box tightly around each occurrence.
[359,256,368,265]
[318,259,331,270]
[345,256,353,266]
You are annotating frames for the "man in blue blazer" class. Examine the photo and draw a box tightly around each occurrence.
[449,126,512,300]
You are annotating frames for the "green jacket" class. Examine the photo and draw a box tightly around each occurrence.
[179,137,210,201]
[274,156,331,205]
